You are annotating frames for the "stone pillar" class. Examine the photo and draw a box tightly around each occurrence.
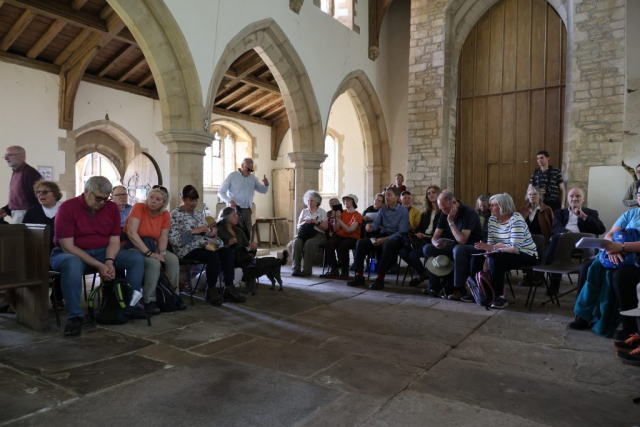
[568,0,626,191]
[406,0,449,204]
[365,165,383,206]
[156,130,213,210]
[287,151,327,222]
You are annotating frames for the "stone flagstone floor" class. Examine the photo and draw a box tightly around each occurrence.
[1,268,639,426]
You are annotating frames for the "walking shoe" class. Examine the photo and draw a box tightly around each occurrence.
[490,297,509,309]
[64,316,83,337]
[205,289,223,307]
[347,276,365,287]
[448,289,464,301]
[223,286,247,303]
[320,267,340,278]
[369,277,385,290]
[291,270,303,277]
[144,301,161,316]
[461,295,475,303]
[409,275,426,287]
[612,329,636,341]
[616,347,640,367]
[613,334,640,353]
[568,315,590,330]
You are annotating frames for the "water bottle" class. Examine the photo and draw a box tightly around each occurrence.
[370,258,376,273]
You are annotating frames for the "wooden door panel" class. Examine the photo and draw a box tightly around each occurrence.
[456,0,566,202]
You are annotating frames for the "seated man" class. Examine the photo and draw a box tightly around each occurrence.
[420,191,484,299]
[112,185,132,227]
[546,187,606,292]
[347,187,409,290]
[50,176,144,337]
[401,191,421,233]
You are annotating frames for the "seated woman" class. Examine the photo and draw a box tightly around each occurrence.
[217,207,258,292]
[123,185,186,315]
[361,193,384,238]
[571,183,640,339]
[24,180,63,308]
[517,186,554,286]
[291,190,329,277]
[326,197,340,239]
[169,185,245,306]
[321,194,362,278]
[400,185,442,287]
[472,193,538,309]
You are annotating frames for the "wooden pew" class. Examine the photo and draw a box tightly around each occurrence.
[0,224,50,332]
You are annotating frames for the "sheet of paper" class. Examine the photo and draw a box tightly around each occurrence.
[575,237,611,249]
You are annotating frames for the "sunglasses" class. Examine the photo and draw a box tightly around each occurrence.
[35,190,51,195]
[91,192,111,203]
[152,185,168,194]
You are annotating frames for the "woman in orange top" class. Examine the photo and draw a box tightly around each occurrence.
[321,194,363,277]
[124,186,186,315]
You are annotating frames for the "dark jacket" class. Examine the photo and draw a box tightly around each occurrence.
[518,203,554,244]
[2,163,41,215]
[417,210,441,236]
[217,223,254,267]
[552,207,606,236]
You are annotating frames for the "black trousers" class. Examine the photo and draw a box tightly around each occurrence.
[324,235,357,270]
[471,251,537,296]
[354,236,404,276]
[184,247,235,289]
[611,265,640,332]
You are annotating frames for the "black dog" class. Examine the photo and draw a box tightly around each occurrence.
[244,250,289,295]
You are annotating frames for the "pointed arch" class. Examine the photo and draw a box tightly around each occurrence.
[328,70,390,205]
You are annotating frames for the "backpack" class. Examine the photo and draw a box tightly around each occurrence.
[599,228,639,269]
[466,270,496,310]
[155,271,183,312]
[87,278,150,326]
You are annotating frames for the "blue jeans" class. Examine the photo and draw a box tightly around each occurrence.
[50,247,144,319]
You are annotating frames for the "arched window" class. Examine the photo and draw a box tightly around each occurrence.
[204,129,236,189]
[320,134,338,196]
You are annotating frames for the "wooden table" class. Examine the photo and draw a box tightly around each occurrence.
[252,217,287,248]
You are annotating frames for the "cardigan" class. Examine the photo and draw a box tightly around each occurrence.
[517,203,554,244]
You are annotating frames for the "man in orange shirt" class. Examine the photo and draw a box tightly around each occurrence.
[321,194,363,277]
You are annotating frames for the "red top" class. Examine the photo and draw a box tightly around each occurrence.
[123,203,170,243]
[9,163,30,210]
[54,194,120,249]
[336,210,363,239]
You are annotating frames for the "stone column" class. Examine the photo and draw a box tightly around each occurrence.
[156,130,213,210]
[365,165,383,206]
[287,151,327,221]
[407,0,449,203]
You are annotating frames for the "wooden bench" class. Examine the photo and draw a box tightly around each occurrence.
[0,224,50,332]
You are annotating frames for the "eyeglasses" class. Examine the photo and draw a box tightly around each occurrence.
[35,190,50,195]
[112,193,127,197]
[152,185,168,194]
[91,192,111,203]
[4,153,19,158]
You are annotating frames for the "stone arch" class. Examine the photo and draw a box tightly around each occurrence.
[327,70,390,206]
[108,0,204,132]
[206,18,323,154]
[441,0,572,189]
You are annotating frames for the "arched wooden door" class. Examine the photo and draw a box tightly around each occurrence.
[455,0,567,205]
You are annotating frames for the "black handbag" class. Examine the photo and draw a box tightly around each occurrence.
[297,223,318,241]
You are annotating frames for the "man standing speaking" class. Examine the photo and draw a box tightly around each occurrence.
[218,157,269,239]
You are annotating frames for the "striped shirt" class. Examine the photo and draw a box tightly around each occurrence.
[487,212,537,258]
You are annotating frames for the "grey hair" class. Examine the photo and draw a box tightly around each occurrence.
[85,176,112,194]
[8,145,25,155]
[146,188,170,212]
[241,157,254,165]
[525,185,542,202]
[219,206,236,222]
[303,190,322,207]
[438,190,456,204]
[112,185,126,193]
[489,193,517,215]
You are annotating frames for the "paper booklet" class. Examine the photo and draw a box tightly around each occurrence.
[575,237,612,249]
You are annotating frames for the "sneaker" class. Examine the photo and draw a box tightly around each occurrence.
[461,295,475,303]
[347,276,365,287]
[568,316,590,330]
[64,316,83,337]
[490,297,509,309]
[448,289,464,301]
[205,289,223,307]
[223,286,247,303]
[613,334,640,353]
[144,301,161,316]
[369,277,385,290]
[616,347,640,367]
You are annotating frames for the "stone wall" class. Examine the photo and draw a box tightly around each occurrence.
[567,0,626,191]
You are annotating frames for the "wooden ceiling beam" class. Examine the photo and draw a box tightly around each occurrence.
[238,91,271,113]
[0,9,35,51]
[136,72,154,87]
[260,103,286,120]
[225,88,261,110]
[99,5,113,20]
[96,44,135,76]
[53,28,91,65]
[220,59,265,92]
[70,0,88,11]
[271,118,290,161]
[26,19,66,59]
[271,109,289,122]
[0,1,5,8]
[214,85,247,106]
[212,107,271,127]
[117,57,147,82]
[4,0,136,45]
[250,95,284,116]
[241,74,280,94]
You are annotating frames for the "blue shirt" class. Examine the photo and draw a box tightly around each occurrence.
[371,203,409,240]
[614,208,640,230]
[119,204,132,227]
[218,170,268,208]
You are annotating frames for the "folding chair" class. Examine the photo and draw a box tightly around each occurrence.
[504,234,545,299]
